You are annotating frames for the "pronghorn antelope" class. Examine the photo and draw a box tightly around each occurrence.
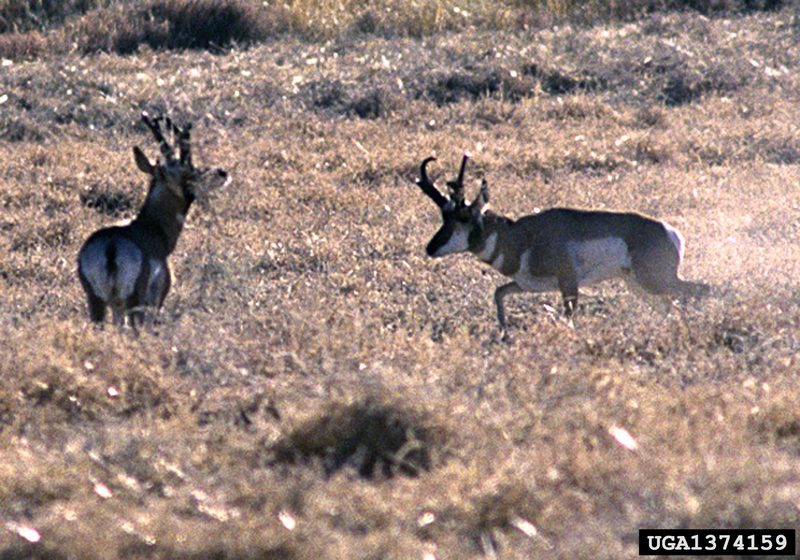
[415,154,707,330]
[77,112,229,327]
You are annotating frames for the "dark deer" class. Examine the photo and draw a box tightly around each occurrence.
[77,112,229,327]
[416,154,708,333]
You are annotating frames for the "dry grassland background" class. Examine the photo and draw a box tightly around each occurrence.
[1,1,800,558]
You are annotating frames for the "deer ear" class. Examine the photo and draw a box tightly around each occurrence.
[133,147,154,175]
[472,179,490,214]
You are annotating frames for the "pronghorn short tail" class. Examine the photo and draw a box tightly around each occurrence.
[662,221,685,262]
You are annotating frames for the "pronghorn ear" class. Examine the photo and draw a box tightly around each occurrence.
[133,147,154,175]
[472,179,490,214]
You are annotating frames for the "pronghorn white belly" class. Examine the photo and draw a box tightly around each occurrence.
[514,250,559,292]
[567,237,631,285]
[79,237,143,303]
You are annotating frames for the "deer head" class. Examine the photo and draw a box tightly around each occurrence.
[133,112,229,210]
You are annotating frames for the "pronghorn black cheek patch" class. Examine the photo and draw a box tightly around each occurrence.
[266,400,446,480]
[426,225,450,256]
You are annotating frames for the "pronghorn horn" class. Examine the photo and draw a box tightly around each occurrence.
[473,178,490,211]
[416,156,448,208]
[141,111,176,163]
[446,153,470,204]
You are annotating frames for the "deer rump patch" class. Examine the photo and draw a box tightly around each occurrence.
[79,233,170,308]
[566,236,631,284]
[79,235,144,303]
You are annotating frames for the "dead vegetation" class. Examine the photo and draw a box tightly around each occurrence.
[1,2,800,559]
[0,0,793,60]
[268,399,444,479]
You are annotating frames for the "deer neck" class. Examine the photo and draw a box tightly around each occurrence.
[132,183,191,255]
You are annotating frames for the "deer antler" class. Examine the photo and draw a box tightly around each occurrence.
[166,117,193,166]
[178,122,192,165]
[416,157,448,208]
[446,153,470,205]
[141,111,176,163]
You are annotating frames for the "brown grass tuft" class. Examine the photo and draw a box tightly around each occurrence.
[269,399,445,479]
[0,29,47,59]
[0,0,791,62]
[0,0,111,34]
[71,0,268,55]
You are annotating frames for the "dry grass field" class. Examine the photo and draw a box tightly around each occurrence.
[2,1,800,558]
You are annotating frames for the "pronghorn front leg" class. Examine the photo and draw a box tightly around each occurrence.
[494,282,523,334]
[557,273,579,317]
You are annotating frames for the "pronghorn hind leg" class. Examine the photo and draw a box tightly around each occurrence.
[494,282,523,337]
[661,280,711,316]
[661,294,676,314]
[624,270,678,316]
[677,280,711,300]
[650,294,676,316]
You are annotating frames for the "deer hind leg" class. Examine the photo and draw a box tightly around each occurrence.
[78,248,112,324]
[128,302,146,330]
[79,274,107,323]
[87,293,107,323]
[111,307,126,327]
[128,304,160,333]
